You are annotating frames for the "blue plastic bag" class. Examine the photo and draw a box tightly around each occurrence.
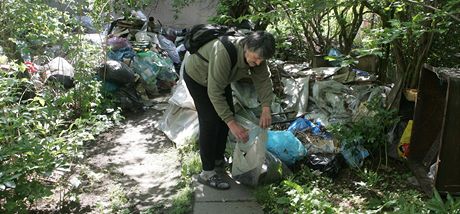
[287,118,309,133]
[341,144,369,168]
[287,117,322,135]
[267,131,307,166]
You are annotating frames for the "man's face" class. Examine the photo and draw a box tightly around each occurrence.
[244,50,264,67]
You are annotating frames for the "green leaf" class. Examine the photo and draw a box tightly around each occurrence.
[276,197,290,205]
[33,96,46,106]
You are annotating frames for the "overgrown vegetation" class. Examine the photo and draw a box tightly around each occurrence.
[0,0,122,212]
[329,97,400,166]
[1,0,459,213]
[255,153,460,213]
[254,99,460,213]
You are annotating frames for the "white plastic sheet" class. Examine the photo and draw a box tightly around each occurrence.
[158,55,198,146]
[158,104,199,147]
[232,81,259,109]
[168,53,195,110]
[311,80,350,118]
[282,77,310,116]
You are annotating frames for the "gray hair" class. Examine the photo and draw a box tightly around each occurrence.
[242,31,276,59]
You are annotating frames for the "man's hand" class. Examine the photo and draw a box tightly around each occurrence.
[259,106,271,129]
[227,120,249,142]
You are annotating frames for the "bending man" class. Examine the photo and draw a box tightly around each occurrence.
[184,31,275,190]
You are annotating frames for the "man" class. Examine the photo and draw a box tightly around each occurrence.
[183,31,275,190]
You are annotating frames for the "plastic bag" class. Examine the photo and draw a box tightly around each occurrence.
[158,34,181,64]
[158,104,199,147]
[168,53,195,110]
[258,151,293,185]
[341,144,369,168]
[398,120,412,158]
[98,60,136,85]
[231,128,266,175]
[231,117,267,186]
[108,47,136,62]
[132,53,157,85]
[306,153,342,178]
[107,37,131,50]
[267,131,307,166]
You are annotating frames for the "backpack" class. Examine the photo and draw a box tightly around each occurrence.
[184,24,237,70]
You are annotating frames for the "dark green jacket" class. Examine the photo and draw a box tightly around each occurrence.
[184,37,274,123]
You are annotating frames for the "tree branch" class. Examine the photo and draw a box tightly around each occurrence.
[403,0,460,22]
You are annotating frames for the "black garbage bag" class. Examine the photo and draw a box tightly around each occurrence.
[258,151,293,185]
[114,85,144,113]
[47,74,75,89]
[233,151,292,187]
[98,60,136,86]
[306,153,343,179]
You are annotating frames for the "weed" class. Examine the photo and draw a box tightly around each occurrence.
[329,96,399,168]
[355,168,382,188]
[93,184,131,213]
[170,186,193,214]
[427,190,460,214]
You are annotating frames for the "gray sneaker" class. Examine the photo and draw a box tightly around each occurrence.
[198,174,230,190]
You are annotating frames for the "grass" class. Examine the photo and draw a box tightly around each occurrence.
[254,157,460,213]
[95,184,130,214]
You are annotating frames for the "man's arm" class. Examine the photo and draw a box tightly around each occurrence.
[251,61,274,129]
[207,44,249,142]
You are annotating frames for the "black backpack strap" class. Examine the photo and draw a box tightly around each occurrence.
[218,36,237,71]
[194,36,237,71]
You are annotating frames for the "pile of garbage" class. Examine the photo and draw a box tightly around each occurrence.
[157,49,389,186]
[0,10,188,113]
[98,10,187,112]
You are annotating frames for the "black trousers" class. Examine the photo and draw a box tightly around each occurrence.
[183,70,234,171]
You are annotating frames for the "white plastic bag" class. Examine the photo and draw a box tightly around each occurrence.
[231,124,267,186]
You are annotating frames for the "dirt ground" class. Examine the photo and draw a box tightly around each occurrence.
[32,95,181,213]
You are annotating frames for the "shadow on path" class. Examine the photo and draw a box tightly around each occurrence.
[77,95,181,212]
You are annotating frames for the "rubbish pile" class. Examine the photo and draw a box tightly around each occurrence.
[0,10,186,113]
[158,50,389,186]
[99,10,186,112]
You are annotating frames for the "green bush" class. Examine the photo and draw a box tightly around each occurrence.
[0,1,122,212]
[0,59,121,212]
[329,97,399,158]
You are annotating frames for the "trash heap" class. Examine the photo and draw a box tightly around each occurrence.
[158,49,389,186]
[1,11,186,113]
[99,10,187,112]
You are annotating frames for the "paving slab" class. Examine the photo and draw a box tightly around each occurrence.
[192,173,264,213]
[193,201,264,214]
[193,173,256,202]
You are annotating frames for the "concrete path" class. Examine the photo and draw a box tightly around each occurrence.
[76,95,182,212]
[192,173,264,214]
[73,93,264,213]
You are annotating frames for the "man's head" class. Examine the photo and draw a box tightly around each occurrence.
[242,31,275,67]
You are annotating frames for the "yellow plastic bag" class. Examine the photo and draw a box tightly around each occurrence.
[398,120,413,158]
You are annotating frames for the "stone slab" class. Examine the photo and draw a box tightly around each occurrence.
[193,201,264,214]
[192,174,257,202]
